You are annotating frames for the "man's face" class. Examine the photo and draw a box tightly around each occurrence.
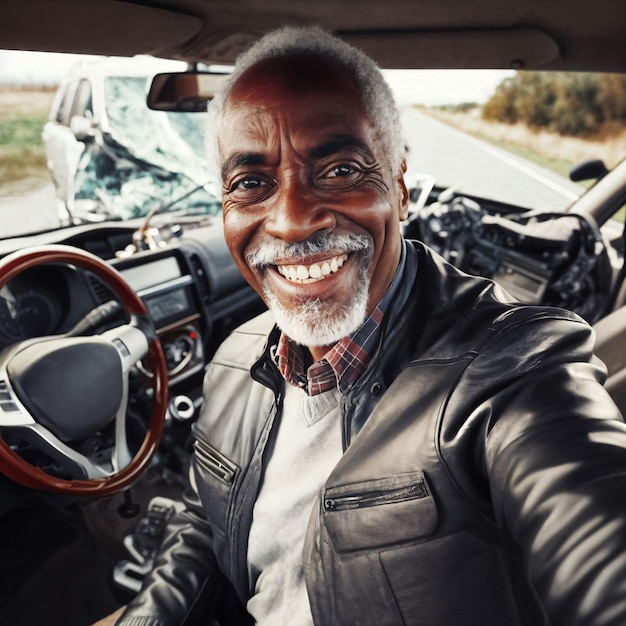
[218,55,408,354]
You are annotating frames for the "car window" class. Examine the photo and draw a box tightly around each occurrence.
[71,79,92,119]
[55,80,78,126]
[2,60,625,239]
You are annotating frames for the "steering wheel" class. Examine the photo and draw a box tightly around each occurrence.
[0,245,168,496]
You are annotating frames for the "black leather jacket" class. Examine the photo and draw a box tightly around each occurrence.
[119,241,626,626]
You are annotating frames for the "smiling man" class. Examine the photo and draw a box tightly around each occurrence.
[107,26,626,626]
[217,51,408,361]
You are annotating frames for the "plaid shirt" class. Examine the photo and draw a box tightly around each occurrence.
[274,241,407,396]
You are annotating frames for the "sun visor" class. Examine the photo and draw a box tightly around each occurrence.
[344,28,560,70]
[2,0,201,57]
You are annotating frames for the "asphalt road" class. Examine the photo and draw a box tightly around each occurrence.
[0,110,585,237]
[400,107,584,211]
[0,177,59,238]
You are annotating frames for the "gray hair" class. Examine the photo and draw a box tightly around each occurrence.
[205,26,405,181]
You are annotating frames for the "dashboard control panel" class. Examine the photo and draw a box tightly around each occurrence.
[118,251,206,384]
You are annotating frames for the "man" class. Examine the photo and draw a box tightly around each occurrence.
[104,26,626,625]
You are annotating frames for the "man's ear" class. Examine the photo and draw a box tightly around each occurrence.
[397,158,410,221]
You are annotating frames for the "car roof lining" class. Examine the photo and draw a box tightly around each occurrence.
[3,0,626,73]
[2,0,202,58]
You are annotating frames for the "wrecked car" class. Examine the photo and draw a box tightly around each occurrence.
[42,57,222,226]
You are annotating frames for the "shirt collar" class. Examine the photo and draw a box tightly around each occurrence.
[274,239,407,396]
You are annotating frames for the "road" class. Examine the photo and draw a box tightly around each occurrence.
[0,177,59,238]
[0,110,585,237]
[400,107,584,211]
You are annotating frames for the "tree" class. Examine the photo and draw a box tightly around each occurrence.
[482,72,626,136]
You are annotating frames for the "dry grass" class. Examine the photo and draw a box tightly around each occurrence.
[0,89,56,190]
[425,107,626,170]
[0,88,56,119]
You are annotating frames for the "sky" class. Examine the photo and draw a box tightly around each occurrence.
[0,50,514,106]
[384,69,513,106]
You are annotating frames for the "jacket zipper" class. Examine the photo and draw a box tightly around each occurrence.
[324,481,428,512]
[193,438,237,484]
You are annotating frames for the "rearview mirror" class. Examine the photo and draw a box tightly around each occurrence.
[147,71,230,112]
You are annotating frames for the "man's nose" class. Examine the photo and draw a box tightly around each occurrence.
[264,178,335,242]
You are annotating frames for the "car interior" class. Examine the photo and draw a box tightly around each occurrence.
[1,1,626,624]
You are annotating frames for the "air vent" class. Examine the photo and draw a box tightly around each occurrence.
[86,272,117,305]
[188,253,212,306]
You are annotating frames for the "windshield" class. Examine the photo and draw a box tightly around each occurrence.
[67,75,220,223]
[104,76,208,173]
[1,57,625,239]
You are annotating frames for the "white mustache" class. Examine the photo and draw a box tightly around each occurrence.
[247,233,370,268]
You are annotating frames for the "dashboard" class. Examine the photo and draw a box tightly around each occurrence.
[0,220,265,418]
[0,265,72,345]
[3,185,621,422]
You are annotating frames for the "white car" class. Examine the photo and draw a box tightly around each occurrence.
[42,56,221,225]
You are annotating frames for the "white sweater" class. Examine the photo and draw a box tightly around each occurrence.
[246,384,343,625]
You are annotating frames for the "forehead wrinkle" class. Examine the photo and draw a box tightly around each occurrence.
[220,103,282,179]
[309,135,375,162]
[221,152,266,181]
[219,89,381,180]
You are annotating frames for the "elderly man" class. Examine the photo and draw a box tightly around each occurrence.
[104,26,626,626]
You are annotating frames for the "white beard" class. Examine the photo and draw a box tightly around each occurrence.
[248,233,372,348]
[263,263,370,347]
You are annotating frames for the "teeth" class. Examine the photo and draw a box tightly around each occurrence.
[277,254,348,283]
[309,264,322,278]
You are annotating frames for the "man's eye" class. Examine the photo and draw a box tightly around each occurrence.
[318,162,363,188]
[236,177,265,190]
[330,164,357,177]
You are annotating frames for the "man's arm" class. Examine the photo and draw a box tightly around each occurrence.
[480,316,626,624]
[114,478,222,626]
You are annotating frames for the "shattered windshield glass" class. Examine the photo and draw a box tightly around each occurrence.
[72,75,220,223]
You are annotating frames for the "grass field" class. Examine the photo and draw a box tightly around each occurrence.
[0,88,56,192]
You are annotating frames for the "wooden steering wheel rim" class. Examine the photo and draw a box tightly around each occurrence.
[0,245,168,496]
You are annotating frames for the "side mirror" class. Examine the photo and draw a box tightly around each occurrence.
[69,114,95,141]
[147,71,230,112]
[570,159,609,182]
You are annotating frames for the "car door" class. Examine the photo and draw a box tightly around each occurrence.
[42,78,92,212]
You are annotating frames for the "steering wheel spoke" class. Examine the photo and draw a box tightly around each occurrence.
[10,423,116,479]
[102,321,151,374]
[0,376,36,427]
[112,367,132,472]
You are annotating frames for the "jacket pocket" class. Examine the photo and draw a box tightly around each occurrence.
[194,438,238,484]
[321,471,437,552]
[379,533,529,626]
[192,438,240,542]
